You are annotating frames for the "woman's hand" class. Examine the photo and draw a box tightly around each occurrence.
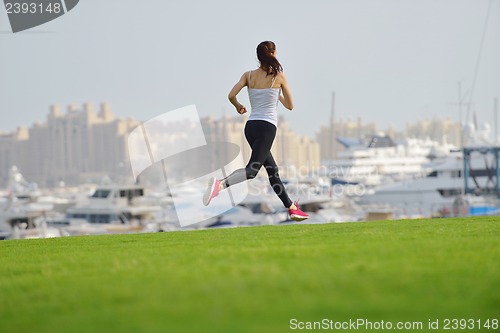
[236,104,247,114]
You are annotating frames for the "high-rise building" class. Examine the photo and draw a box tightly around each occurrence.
[316,116,462,162]
[0,103,139,187]
[316,117,378,161]
[405,117,461,146]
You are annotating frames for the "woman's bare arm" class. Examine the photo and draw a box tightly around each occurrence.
[279,72,294,110]
[228,73,248,114]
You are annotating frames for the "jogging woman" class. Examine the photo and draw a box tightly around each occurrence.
[203,41,309,221]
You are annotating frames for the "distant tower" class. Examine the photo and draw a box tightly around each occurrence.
[50,104,61,118]
[99,102,114,121]
[68,104,77,113]
[83,102,94,114]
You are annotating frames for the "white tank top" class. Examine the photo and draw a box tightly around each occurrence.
[247,71,281,127]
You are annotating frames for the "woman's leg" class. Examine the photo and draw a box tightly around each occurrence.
[221,121,276,188]
[205,120,305,215]
[263,152,293,208]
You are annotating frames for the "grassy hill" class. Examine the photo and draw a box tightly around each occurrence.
[0,217,499,333]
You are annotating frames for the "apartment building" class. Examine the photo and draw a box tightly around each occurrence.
[0,103,139,186]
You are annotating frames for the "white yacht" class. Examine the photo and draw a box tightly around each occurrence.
[46,185,167,235]
[0,196,60,239]
[358,150,500,217]
[328,135,456,187]
[0,166,42,206]
[358,124,500,218]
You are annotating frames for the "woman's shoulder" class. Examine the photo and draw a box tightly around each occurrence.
[245,69,257,77]
[242,69,256,79]
[277,71,287,78]
[238,70,253,85]
[275,71,288,86]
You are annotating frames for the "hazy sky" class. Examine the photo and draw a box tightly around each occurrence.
[1,0,499,137]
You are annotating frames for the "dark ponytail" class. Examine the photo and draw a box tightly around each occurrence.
[257,41,283,77]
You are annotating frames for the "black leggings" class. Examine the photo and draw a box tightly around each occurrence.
[221,120,293,208]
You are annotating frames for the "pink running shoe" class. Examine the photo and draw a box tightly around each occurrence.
[203,177,221,206]
[288,201,309,221]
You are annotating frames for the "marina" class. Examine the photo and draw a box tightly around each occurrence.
[3,128,500,240]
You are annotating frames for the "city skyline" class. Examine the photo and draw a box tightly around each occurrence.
[0,101,467,140]
[0,102,320,186]
[1,0,499,138]
[0,100,468,185]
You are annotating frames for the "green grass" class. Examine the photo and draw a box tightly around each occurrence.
[0,217,499,333]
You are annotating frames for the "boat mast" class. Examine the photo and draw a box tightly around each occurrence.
[495,97,498,143]
[329,92,335,161]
